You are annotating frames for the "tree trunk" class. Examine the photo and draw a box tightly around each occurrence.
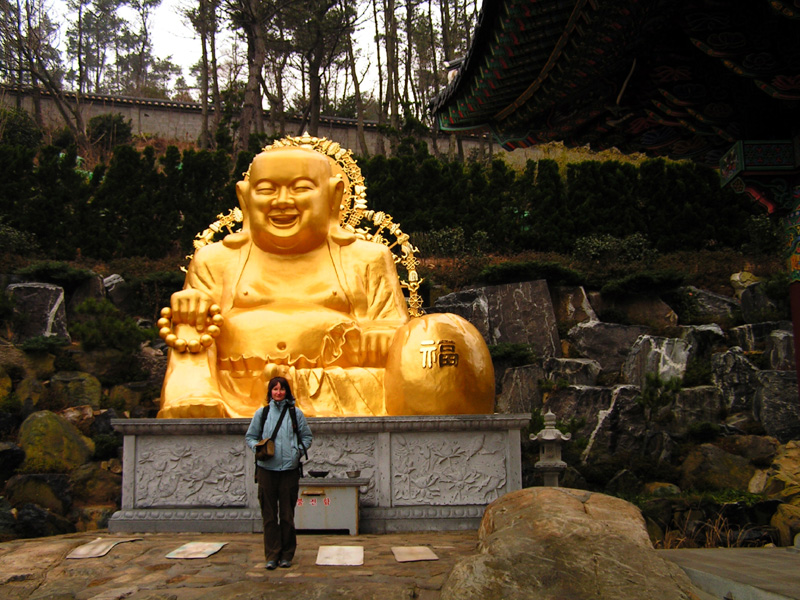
[346,29,369,157]
[198,0,211,148]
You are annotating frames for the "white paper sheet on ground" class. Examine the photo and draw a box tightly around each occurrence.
[166,542,227,559]
[66,537,142,559]
[316,545,364,566]
[391,546,439,562]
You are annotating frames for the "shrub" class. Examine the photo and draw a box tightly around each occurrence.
[88,113,133,151]
[0,106,42,148]
[68,298,153,353]
[478,260,584,286]
[599,270,685,299]
[15,261,96,289]
[19,335,70,354]
[574,233,658,264]
[488,343,537,366]
[0,219,40,255]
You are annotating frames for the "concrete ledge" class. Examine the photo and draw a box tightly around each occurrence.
[110,415,528,533]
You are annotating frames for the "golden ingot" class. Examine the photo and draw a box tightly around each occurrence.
[384,314,495,415]
[159,304,223,353]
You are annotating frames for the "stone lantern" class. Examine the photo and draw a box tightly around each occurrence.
[531,410,571,487]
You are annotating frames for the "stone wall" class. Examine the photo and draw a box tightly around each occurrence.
[1,86,495,157]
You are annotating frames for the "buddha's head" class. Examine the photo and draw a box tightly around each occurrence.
[236,146,344,254]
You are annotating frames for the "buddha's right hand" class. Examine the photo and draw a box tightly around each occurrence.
[171,289,214,331]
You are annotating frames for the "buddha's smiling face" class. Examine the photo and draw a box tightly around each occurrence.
[239,148,339,254]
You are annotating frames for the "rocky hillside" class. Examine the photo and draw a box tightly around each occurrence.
[1,268,799,548]
[433,275,800,548]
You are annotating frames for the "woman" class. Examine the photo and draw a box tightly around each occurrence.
[245,376,313,570]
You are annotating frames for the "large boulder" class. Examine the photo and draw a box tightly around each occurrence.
[767,330,795,370]
[762,441,800,504]
[14,502,75,538]
[69,462,121,507]
[103,274,129,306]
[14,377,46,412]
[17,411,95,473]
[753,370,800,443]
[567,321,649,373]
[588,293,678,329]
[0,367,11,401]
[680,443,756,492]
[434,280,561,358]
[496,364,545,414]
[729,321,791,353]
[679,286,741,323]
[441,488,700,600]
[544,357,601,387]
[622,336,690,387]
[715,435,779,468]
[741,282,787,323]
[0,442,25,483]
[66,272,105,317]
[49,371,102,409]
[5,283,70,342]
[711,347,760,413]
[4,473,72,515]
[770,503,800,547]
[0,497,17,541]
[550,285,597,325]
[668,386,725,436]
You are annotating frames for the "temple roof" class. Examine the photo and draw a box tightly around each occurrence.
[429,0,800,166]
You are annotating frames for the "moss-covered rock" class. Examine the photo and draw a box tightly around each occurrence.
[0,367,11,401]
[49,371,102,409]
[14,376,45,412]
[14,502,75,538]
[4,473,71,515]
[770,503,800,546]
[70,505,117,532]
[69,462,121,506]
[680,443,755,492]
[17,411,95,472]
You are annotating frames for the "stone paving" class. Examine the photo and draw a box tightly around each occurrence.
[0,530,479,600]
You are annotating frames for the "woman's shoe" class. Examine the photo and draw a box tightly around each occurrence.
[266,560,278,570]
[278,559,292,568]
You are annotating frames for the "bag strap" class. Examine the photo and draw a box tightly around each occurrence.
[269,403,289,440]
[288,406,309,461]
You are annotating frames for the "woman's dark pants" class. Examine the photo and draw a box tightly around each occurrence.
[256,467,300,562]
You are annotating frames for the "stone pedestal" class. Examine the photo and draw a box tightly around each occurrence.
[108,414,529,533]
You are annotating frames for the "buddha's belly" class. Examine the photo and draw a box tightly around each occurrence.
[216,303,360,369]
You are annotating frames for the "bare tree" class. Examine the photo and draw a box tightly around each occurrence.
[0,0,90,148]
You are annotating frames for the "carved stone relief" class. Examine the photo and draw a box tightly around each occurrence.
[135,436,247,507]
[391,433,507,505]
[306,433,377,505]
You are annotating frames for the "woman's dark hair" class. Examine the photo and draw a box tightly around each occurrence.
[267,376,295,403]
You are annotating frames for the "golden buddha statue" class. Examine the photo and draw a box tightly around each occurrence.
[157,135,494,418]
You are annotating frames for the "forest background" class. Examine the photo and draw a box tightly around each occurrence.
[0,0,787,324]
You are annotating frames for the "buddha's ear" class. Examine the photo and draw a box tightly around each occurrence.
[224,180,251,248]
[329,174,345,212]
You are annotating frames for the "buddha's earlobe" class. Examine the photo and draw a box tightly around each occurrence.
[329,174,345,210]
